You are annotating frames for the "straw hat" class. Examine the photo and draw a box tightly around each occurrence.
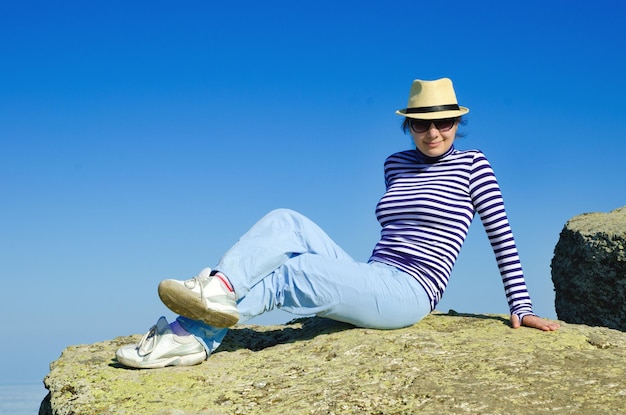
[396,78,469,120]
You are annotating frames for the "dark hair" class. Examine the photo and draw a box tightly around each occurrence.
[401,116,467,138]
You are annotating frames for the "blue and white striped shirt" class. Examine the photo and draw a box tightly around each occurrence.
[369,146,534,321]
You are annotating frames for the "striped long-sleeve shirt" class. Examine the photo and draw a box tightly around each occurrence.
[369,145,534,321]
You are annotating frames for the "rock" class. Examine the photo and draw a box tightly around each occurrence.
[40,312,626,415]
[551,206,626,331]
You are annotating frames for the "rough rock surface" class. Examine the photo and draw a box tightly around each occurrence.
[41,312,626,415]
[551,206,626,331]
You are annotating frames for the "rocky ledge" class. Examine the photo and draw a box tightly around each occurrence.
[551,206,626,330]
[40,311,625,415]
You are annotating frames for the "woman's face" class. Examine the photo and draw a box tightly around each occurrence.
[409,118,458,157]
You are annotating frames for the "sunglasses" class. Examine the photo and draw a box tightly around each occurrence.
[409,118,457,133]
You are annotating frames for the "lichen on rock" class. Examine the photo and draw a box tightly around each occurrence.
[40,312,626,415]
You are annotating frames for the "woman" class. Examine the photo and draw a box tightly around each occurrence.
[116,78,560,369]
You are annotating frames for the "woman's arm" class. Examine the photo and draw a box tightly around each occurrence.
[469,152,535,323]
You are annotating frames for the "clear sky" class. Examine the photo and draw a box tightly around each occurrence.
[1,1,625,385]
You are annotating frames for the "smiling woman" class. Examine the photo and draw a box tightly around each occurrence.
[114,76,559,370]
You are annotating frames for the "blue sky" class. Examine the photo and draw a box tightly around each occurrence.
[1,1,624,385]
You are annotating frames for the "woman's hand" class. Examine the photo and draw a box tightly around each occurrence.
[510,314,560,331]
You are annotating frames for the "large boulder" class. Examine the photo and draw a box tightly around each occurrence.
[40,312,626,415]
[551,206,626,331]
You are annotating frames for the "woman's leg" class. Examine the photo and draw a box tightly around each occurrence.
[158,208,353,327]
[178,257,431,356]
[214,208,354,298]
[166,208,431,354]
[175,316,229,355]
[236,257,431,329]
[119,209,394,368]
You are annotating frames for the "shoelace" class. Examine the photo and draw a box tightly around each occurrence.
[184,274,211,301]
[136,323,158,357]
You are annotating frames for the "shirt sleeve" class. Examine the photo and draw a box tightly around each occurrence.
[468,151,535,322]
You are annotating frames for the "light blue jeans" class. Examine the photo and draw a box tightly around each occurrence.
[177,209,431,354]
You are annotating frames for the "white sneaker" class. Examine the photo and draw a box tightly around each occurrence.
[115,317,206,369]
[158,268,239,328]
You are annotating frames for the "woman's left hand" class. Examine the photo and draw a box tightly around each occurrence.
[510,314,560,331]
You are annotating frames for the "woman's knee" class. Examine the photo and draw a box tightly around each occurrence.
[263,208,300,223]
[261,208,310,231]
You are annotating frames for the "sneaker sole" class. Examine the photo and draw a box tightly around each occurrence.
[117,350,206,369]
[158,280,239,328]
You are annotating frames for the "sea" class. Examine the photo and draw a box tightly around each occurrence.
[0,383,48,415]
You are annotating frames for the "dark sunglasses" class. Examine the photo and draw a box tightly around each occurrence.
[409,118,457,133]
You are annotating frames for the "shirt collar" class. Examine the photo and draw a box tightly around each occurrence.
[415,145,455,164]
